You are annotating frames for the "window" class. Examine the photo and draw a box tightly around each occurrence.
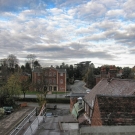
[53,72,56,76]
[37,73,40,76]
[45,79,48,83]
[45,72,48,76]
[53,79,56,84]
[60,79,63,84]
[49,72,52,76]
[49,79,52,83]
[60,73,63,76]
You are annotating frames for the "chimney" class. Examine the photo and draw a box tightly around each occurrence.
[108,65,117,78]
[100,66,107,79]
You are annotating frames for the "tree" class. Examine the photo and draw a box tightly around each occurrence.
[7,54,18,68]
[0,73,21,106]
[25,62,32,74]
[26,54,36,69]
[122,67,132,79]
[37,94,46,108]
[6,73,21,98]
[83,63,95,89]
[20,74,31,99]
[21,65,25,72]
[33,60,40,68]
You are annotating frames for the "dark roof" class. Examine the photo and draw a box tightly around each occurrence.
[84,78,135,106]
[66,92,87,98]
[57,69,66,73]
[95,95,135,125]
[43,67,66,73]
[32,67,42,72]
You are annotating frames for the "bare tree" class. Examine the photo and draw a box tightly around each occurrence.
[7,54,18,68]
[26,54,36,69]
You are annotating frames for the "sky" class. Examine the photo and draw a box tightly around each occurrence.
[0,0,135,68]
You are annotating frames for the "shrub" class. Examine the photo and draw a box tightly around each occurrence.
[0,108,5,115]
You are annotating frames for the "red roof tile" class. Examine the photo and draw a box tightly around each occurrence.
[84,78,135,107]
[96,95,135,125]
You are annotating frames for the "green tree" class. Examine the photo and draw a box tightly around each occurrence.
[83,63,95,89]
[6,73,21,98]
[0,73,21,106]
[33,60,40,68]
[21,65,25,72]
[20,74,31,99]
[122,67,132,79]
[37,94,46,108]
[25,62,32,74]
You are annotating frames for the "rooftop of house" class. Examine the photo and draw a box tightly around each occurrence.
[95,94,135,125]
[32,67,42,72]
[57,68,66,73]
[84,78,135,107]
[33,67,66,73]
[66,92,87,98]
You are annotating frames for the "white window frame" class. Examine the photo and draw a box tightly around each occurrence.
[60,79,63,84]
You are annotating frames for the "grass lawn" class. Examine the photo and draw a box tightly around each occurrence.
[25,91,42,95]
[25,91,69,95]
[52,91,70,94]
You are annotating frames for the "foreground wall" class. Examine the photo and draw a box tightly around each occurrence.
[70,126,135,135]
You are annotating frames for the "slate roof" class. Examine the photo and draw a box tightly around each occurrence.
[95,95,135,125]
[32,67,42,72]
[84,78,135,107]
[57,68,66,73]
[66,92,87,98]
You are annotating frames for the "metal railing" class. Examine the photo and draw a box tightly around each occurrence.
[10,107,37,135]
[23,106,46,135]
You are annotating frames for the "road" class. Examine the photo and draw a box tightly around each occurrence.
[69,80,89,93]
[20,80,89,99]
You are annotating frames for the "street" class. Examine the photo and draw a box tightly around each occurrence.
[20,80,89,99]
[69,80,89,93]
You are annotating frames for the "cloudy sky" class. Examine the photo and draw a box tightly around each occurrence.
[0,0,135,67]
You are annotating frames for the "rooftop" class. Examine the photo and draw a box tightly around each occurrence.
[84,78,135,107]
[95,94,135,125]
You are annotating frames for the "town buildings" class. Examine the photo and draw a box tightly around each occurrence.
[83,66,135,126]
[32,67,67,92]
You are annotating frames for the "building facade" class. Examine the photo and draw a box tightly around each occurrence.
[32,67,66,92]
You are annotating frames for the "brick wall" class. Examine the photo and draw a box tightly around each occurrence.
[58,72,66,92]
[91,97,102,126]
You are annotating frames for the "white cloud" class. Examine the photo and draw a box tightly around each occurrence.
[0,0,135,67]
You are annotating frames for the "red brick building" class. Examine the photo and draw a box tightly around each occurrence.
[32,67,66,92]
[83,78,135,125]
[91,95,135,126]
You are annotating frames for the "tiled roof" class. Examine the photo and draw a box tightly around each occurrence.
[57,69,66,73]
[96,95,135,125]
[84,78,135,107]
[66,92,87,98]
[32,67,42,72]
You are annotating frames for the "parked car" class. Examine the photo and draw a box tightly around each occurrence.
[3,106,13,114]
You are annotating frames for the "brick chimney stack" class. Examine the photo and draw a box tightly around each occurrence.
[100,66,107,79]
[108,65,117,78]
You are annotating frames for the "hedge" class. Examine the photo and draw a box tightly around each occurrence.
[16,98,70,104]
